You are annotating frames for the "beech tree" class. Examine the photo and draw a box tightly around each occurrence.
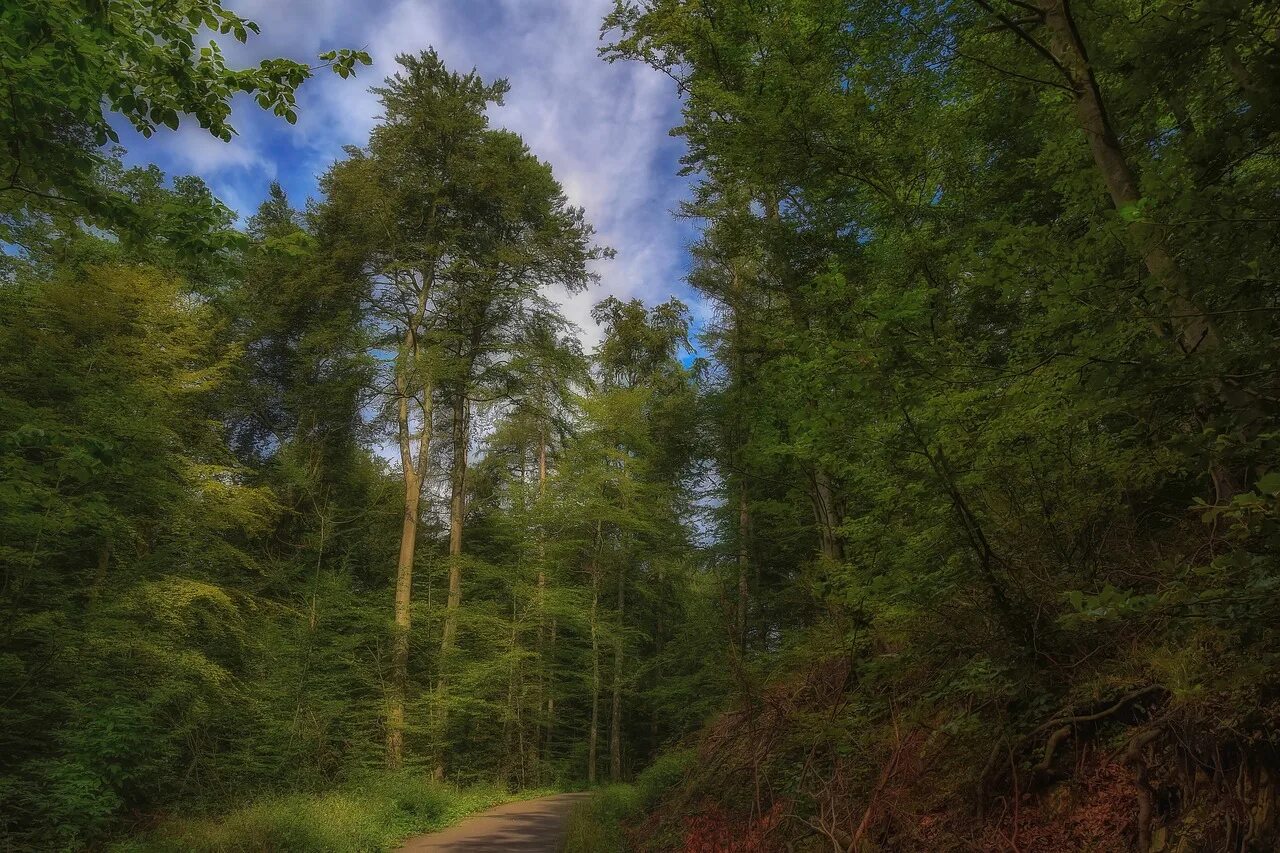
[1,0,367,223]
[318,51,599,774]
[431,128,601,778]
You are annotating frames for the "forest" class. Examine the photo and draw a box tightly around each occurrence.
[2,0,1279,851]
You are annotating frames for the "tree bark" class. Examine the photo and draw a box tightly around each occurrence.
[546,617,557,763]
[532,430,548,779]
[441,392,469,652]
[541,422,556,765]
[737,480,750,647]
[538,430,547,491]
[88,540,112,607]
[387,336,432,770]
[1123,728,1163,853]
[610,563,625,782]
[811,467,845,563]
[505,587,522,786]
[386,470,418,770]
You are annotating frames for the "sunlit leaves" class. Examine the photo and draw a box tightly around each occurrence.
[0,0,370,218]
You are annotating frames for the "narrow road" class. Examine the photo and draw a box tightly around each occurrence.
[397,792,589,852]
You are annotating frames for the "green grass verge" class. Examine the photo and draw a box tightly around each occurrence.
[114,774,555,852]
[562,750,695,853]
[562,785,641,853]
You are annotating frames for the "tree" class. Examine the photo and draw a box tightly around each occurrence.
[606,0,1280,847]
[0,258,278,845]
[431,129,601,779]
[317,50,507,771]
[548,297,697,784]
[319,50,600,775]
[226,183,371,472]
[0,0,368,223]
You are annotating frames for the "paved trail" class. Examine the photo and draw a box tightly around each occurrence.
[397,792,589,852]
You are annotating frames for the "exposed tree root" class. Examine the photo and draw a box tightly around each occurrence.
[1032,686,1166,777]
[1122,727,1163,853]
[981,685,1167,797]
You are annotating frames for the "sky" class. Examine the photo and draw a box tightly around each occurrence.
[117,0,704,350]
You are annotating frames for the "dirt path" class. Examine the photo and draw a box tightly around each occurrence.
[396,792,589,851]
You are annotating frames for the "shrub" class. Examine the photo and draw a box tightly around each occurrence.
[634,748,694,808]
[564,752,693,853]
[563,785,641,853]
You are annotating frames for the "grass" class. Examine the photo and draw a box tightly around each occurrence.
[562,785,642,853]
[562,749,695,853]
[115,773,555,852]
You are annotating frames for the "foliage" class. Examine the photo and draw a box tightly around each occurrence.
[563,753,697,853]
[602,0,1280,848]
[0,0,368,222]
[0,41,711,849]
[563,785,644,853]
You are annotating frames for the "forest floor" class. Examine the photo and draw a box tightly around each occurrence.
[395,792,589,851]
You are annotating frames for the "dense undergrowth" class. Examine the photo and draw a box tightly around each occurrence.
[613,629,1280,851]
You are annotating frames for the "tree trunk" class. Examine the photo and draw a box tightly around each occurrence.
[538,431,547,490]
[88,540,112,607]
[588,560,601,785]
[434,391,469,781]
[1033,0,1255,497]
[1036,0,1218,354]
[610,563,625,782]
[546,617,557,763]
[736,480,750,648]
[651,562,665,762]
[532,430,547,780]
[444,392,470,642]
[387,472,418,770]
[388,339,432,770]
[505,588,521,786]
[811,467,845,563]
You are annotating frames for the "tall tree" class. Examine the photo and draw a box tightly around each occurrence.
[318,50,509,770]
[564,296,698,784]
[432,129,601,778]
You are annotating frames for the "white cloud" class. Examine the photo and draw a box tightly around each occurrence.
[162,119,276,176]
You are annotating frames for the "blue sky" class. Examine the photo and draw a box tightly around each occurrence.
[116,0,703,349]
